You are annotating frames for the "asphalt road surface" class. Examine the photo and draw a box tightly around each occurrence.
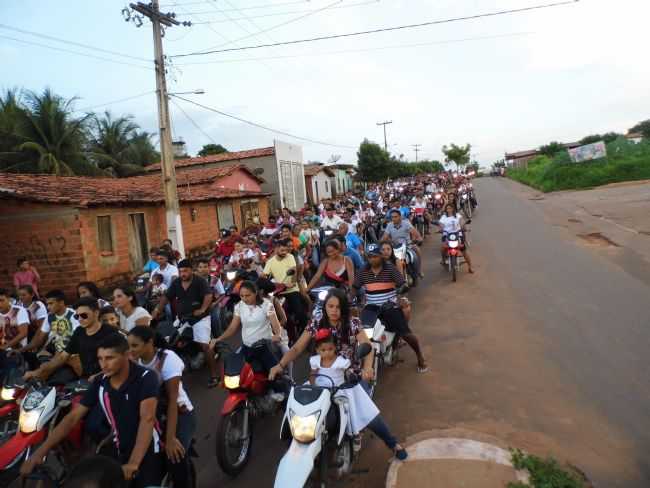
[186,177,650,488]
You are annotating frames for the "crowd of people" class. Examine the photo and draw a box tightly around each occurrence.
[0,170,478,487]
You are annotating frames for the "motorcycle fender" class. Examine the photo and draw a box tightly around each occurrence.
[334,396,350,446]
[0,402,18,416]
[274,439,322,488]
[0,429,46,469]
[221,392,247,415]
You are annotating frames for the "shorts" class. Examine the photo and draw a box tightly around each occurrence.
[192,316,212,344]
[379,306,412,336]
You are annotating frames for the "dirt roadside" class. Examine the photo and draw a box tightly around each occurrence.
[344,185,645,488]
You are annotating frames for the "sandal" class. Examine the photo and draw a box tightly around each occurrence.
[394,444,408,461]
[417,364,429,373]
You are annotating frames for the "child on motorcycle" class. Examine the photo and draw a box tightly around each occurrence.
[308,328,408,460]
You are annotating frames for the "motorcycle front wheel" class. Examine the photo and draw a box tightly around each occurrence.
[216,405,253,477]
[450,255,457,282]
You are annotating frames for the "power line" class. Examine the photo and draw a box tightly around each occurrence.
[175,31,533,65]
[171,94,354,148]
[0,23,151,62]
[171,0,310,14]
[170,96,219,145]
[192,1,379,24]
[172,0,579,58]
[0,34,153,70]
[195,0,345,51]
[74,91,156,113]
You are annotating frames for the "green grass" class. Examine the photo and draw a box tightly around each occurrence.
[507,449,586,488]
[508,138,650,192]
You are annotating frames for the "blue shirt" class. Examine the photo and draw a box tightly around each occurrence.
[143,259,159,273]
[400,206,411,218]
[344,248,365,270]
[346,232,363,252]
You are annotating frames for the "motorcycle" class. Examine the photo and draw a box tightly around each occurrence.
[214,340,283,476]
[157,317,206,371]
[459,188,472,219]
[0,379,90,486]
[393,242,420,288]
[0,354,28,444]
[411,207,426,237]
[444,231,467,282]
[134,272,151,309]
[274,343,372,488]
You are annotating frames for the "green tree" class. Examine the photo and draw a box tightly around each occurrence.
[0,88,102,176]
[539,141,564,157]
[198,143,228,157]
[442,143,471,169]
[356,138,392,181]
[87,111,157,176]
[628,119,650,139]
[580,132,621,145]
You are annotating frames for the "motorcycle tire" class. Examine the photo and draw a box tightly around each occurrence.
[216,405,253,477]
[368,354,380,398]
[450,255,457,282]
[161,457,197,488]
[464,203,472,220]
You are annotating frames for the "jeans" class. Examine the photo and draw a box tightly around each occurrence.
[240,342,279,373]
[360,381,398,449]
[167,409,197,488]
[282,292,308,342]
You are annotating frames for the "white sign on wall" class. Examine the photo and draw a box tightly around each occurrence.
[568,141,607,163]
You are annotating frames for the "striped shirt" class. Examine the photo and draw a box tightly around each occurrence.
[354,262,405,305]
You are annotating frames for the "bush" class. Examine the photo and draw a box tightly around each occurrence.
[508,139,650,192]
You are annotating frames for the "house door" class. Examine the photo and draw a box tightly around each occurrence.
[314,180,319,203]
[127,213,149,272]
[217,202,234,230]
[240,200,260,228]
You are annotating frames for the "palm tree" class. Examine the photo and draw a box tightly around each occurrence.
[88,111,158,176]
[0,88,102,176]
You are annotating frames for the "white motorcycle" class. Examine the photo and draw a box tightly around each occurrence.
[394,242,419,288]
[274,343,372,488]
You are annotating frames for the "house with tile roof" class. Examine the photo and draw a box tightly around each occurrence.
[0,166,271,297]
[303,164,335,204]
[145,140,307,212]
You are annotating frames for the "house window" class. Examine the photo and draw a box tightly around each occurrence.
[97,215,114,253]
[240,200,260,228]
[325,180,329,192]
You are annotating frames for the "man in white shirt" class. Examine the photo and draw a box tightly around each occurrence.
[320,206,344,231]
[151,250,179,287]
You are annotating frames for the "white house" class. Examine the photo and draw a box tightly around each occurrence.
[304,164,335,204]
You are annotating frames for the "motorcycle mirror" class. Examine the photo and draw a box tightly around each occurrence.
[466,219,472,224]
[356,342,372,360]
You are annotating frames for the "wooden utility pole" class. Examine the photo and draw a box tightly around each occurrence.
[129,1,188,256]
[376,120,392,152]
[412,144,422,163]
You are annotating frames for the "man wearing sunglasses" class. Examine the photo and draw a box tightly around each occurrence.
[24,296,114,383]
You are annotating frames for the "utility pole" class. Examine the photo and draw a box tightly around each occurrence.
[412,144,422,163]
[376,120,392,152]
[127,1,190,256]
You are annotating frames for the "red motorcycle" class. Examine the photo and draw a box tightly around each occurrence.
[214,340,283,476]
[0,379,89,486]
[0,354,28,441]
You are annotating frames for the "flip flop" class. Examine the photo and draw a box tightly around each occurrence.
[417,364,429,373]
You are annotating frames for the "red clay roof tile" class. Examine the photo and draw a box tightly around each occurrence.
[145,147,275,172]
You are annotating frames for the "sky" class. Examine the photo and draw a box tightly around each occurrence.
[2,0,650,168]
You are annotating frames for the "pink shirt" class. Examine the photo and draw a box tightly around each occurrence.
[13,270,40,296]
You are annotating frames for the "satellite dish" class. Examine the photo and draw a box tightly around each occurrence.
[253,167,265,175]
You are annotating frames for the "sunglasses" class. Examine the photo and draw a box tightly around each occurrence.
[74,312,91,320]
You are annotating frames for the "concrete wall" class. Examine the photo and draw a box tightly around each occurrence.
[308,171,332,204]
[274,140,306,211]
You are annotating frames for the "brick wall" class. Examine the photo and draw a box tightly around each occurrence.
[0,200,85,298]
[211,169,262,193]
[180,201,220,255]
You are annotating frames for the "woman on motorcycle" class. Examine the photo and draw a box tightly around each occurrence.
[380,240,405,278]
[437,203,474,273]
[306,239,354,291]
[213,280,283,374]
[113,286,152,332]
[127,326,195,488]
[269,289,408,459]
[77,281,111,309]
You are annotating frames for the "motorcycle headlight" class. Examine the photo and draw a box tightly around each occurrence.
[462,194,468,200]
[224,375,240,390]
[289,409,320,444]
[226,271,237,281]
[1,387,16,401]
[318,290,329,301]
[434,194,441,200]
[19,407,44,433]
[449,241,459,248]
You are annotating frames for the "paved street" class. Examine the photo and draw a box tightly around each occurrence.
[186,177,650,488]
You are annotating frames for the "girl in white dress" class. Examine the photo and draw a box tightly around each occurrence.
[309,330,407,459]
